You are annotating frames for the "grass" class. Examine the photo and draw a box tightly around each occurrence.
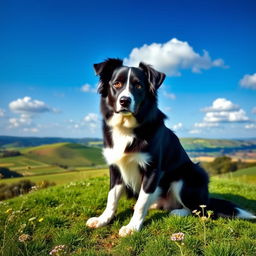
[220,166,256,184]
[0,156,46,168]
[25,143,106,167]
[0,176,255,256]
[0,168,109,185]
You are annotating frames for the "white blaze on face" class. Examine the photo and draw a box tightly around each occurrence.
[116,68,135,113]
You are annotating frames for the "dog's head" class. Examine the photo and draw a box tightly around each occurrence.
[94,58,165,126]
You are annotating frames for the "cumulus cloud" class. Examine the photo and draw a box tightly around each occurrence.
[124,38,226,76]
[163,91,176,100]
[0,109,5,117]
[9,96,52,114]
[245,124,256,129]
[172,122,183,131]
[81,84,97,93]
[23,127,39,133]
[189,129,201,134]
[202,98,249,123]
[84,113,98,122]
[9,114,32,128]
[203,109,249,123]
[240,73,256,89]
[194,122,219,128]
[202,98,239,112]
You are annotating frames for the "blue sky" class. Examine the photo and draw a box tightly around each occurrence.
[0,0,256,138]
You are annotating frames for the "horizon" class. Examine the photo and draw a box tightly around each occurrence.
[1,134,256,141]
[0,0,256,139]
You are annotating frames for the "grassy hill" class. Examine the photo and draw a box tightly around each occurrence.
[23,143,105,167]
[221,166,256,184]
[0,135,102,148]
[0,143,106,177]
[180,138,256,151]
[0,176,255,256]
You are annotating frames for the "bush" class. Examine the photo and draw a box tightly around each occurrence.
[203,155,256,175]
[0,167,23,179]
[0,150,21,157]
[0,179,55,201]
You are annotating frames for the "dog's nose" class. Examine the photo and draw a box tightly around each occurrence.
[119,96,131,108]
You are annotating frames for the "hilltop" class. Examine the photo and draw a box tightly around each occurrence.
[0,135,102,148]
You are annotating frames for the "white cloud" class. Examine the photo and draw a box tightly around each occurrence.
[245,124,256,129]
[172,122,183,131]
[194,122,219,128]
[240,73,256,89]
[189,129,201,134]
[163,91,176,100]
[124,38,226,76]
[84,113,98,122]
[9,96,51,114]
[0,109,5,117]
[23,127,39,133]
[252,107,256,114]
[9,114,32,128]
[203,109,249,123]
[202,98,239,112]
[201,98,249,123]
[81,84,97,93]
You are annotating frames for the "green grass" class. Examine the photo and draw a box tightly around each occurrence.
[0,168,109,185]
[0,176,255,256]
[0,155,46,168]
[24,143,105,167]
[220,166,256,184]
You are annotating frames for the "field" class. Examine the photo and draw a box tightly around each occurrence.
[0,168,108,185]
[0,143,106,178]
[220,166,256,184]
[0,176,255,256]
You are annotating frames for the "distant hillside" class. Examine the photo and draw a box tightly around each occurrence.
[0,135,102,148]
[23,143,105,167]
[180,138,256,157]
[0,136,256,152]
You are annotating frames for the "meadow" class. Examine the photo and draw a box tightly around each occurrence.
[0,176,255,256]
[0,139,256,255]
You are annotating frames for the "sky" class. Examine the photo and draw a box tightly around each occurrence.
[0,0,256,139]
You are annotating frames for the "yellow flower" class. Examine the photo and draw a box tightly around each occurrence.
[5,208,12,214]
[38,218,44,222]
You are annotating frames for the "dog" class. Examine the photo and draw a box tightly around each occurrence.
[86,58,255,237]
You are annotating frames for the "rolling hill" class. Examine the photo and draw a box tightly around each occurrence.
[0,143,106,177]
[23,143,105,167]
[1,135,256,152]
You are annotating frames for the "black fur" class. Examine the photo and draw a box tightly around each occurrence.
[95,58,254,220]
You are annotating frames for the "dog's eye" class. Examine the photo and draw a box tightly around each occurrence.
[135,84,142,89]
[113,81,123,89]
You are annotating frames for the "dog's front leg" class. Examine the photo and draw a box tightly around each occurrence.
[119,184,161,237]
[86,165,124,228]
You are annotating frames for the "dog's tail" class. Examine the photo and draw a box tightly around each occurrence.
[208,198,256,219]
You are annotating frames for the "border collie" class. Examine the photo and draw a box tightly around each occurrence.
[86,58,255,237]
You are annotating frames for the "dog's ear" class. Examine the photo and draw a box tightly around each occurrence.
[139,62,165,92]
[94,58,123,96]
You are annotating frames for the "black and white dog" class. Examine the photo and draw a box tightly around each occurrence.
[86,58,255,237]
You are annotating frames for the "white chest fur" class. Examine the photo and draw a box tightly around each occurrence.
[103,127,150,193]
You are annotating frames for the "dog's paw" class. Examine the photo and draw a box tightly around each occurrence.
[119,225,137,237]
[86,217,107,228]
